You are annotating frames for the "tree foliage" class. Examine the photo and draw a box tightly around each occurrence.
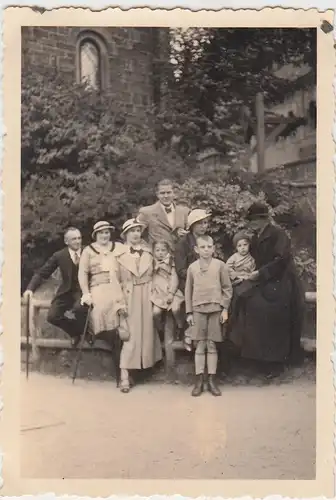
[156,28,316,157]
[21,71,157,186]
[21,32,316,291]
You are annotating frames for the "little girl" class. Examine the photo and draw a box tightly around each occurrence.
[151,240,184,337]
[226,232,256,284]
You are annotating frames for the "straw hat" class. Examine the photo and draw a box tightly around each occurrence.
[120,218,146,238]
[187,209,211,230]
[91,221,115,239]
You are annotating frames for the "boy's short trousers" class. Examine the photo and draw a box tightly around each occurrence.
[190,311,223,342]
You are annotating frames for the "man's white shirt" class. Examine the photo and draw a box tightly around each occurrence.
[161,203,175,228]
[68,248,81,265]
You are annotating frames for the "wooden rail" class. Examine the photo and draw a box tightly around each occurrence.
[21,292,317,374]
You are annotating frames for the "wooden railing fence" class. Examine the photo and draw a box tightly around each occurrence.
[21,292,316,376]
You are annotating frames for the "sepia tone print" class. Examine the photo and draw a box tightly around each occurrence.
[20,24,316,479]
[1,6,334,498]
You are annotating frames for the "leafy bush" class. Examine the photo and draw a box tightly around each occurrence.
[177,177,266,260]
[21,72,316,292]
[176,171,316,289]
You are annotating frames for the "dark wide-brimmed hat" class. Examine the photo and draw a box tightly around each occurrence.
[232,231,251,248]
[246,202,269,221]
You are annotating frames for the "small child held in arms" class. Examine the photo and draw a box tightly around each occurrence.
[185,235,232,397]
[226,232,256,285]
[151,240,184,337]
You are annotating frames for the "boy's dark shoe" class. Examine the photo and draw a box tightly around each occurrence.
[207,375,222,396]
[191,374,204,397]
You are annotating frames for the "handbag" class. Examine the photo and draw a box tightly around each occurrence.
[118,316,130,342]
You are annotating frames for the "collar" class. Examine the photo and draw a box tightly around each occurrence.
[154,254,171,266]
[69,248,81,256]
[160,202,175,212]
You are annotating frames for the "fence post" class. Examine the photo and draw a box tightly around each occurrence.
[29,302,41,366]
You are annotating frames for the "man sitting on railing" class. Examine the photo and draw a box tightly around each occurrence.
[23,227,89,348]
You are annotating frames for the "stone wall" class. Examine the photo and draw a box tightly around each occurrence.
[22,26,170,116]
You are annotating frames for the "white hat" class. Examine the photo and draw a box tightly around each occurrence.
[91,220,115,239]
[187,209,211,230]
[120,218,146,238]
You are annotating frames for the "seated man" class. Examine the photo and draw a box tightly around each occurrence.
[23,227,89,347]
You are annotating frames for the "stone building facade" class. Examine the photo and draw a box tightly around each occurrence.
[21,26,170,116]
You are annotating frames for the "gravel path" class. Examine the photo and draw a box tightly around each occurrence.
[21,371,315,480]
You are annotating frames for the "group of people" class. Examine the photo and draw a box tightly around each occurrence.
[23,179,304,396]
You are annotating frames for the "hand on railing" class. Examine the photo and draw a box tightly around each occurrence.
[22,290,33,303]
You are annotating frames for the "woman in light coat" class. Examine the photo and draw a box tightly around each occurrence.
[115,218,163,393]
[79,221,127,383]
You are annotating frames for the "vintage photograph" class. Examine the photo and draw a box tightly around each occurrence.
[0,4,331,494]
[19,23,319,481]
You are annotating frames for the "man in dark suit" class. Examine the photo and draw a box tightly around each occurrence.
[23,227,88,347]
[138,178,190,251]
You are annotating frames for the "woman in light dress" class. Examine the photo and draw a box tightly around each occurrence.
[114,218,163,393]
[78,221,127,360]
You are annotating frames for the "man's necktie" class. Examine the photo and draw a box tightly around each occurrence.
[130,247,143,256]
[165,206,172,214]
[73,252,80,266]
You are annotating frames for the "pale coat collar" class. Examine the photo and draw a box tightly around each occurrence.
[115,241,152,277]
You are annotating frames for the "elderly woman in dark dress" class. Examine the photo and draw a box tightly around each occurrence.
[227,202,305,377]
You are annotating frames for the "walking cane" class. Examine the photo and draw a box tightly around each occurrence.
[72,303,92,384]
[25,293,31,380]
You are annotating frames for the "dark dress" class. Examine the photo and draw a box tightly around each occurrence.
[227,223,305,364]
[174,232,198,293]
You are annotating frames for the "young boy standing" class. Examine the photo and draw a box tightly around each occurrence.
[185,235,233,397]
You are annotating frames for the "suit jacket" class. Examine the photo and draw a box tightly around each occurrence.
[138,201,189,251]
[27,247,80,298]
[174,232,198,293]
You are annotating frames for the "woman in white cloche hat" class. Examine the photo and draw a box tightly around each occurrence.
[113,218,163,393]
[78,221,127,364]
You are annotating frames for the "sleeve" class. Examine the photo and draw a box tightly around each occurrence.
[249,256,256,273]
[174,238,189,292]
[112,260,127,312]
[257,229,291,282]
[220,262,233,310]
[78,247,91,295]
[183,206,191,229]
[26,252,59,292]
[226,254,239,282]
[137,208,150,243]
[184,266,194,314]
[137,207,148,225]
[169,263,179,295]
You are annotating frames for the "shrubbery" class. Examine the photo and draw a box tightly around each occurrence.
[21,73,316,292]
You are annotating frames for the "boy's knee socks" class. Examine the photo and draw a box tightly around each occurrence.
[206,340,218,375]
[195,340,206,374]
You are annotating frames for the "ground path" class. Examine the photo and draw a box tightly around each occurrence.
[21,371,315,480]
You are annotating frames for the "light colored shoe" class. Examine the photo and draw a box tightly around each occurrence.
[120,378,130,393]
